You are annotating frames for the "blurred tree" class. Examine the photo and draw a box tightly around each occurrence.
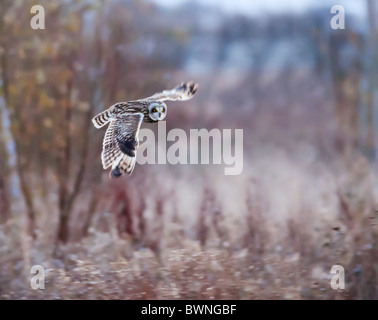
[2,0,373,247]
[329,29,362,155]
[366,0,377,153]
[0,0,36,231]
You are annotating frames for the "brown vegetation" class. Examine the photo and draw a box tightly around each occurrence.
[0,0,377,299]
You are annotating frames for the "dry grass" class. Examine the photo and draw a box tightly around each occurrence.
[0,0,376,300]
[1,147,377,300]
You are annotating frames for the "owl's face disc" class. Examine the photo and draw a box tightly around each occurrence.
[148,102,167,121]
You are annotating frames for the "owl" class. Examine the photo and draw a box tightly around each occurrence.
[92,82,198,177]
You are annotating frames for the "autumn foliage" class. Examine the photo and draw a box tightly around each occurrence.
[0,0,377,299]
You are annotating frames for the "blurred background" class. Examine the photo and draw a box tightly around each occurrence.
[0,0,377,299]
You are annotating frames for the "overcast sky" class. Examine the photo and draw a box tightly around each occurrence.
[149,0,367,17]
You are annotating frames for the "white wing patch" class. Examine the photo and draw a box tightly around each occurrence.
[142,82,198,102]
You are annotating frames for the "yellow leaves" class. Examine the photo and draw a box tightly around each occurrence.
[38,92,54,109]
[43,43,53,56]
[8,84,17,96]
[43,118,53,128]
[36,69,46,84]
[10,122,19,136]
[63,15,81,34]
[78,102,90,112]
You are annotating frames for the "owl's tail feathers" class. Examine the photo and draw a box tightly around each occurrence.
[109,154,137,178]
[92,110,111,128]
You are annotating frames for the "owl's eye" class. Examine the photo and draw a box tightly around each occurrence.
[152,108,157,113]
[162,108,165,113]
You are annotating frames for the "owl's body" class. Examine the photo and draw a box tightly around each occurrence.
[94,101,152,127]
[92,82,198,177]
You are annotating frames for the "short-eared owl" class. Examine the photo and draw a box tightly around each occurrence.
[92,82,198,177]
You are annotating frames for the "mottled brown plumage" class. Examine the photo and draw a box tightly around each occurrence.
[92,82,198,177]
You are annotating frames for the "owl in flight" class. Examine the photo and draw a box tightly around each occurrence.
[92,82,198,178]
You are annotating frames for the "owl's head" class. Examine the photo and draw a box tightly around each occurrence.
[148,102,167,121]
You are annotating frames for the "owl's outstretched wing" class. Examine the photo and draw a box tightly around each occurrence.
[141,82,198,102]
[101,112,144,177]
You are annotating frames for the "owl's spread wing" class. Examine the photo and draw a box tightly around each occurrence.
[101,112,144,177]
[141,82,198,102]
